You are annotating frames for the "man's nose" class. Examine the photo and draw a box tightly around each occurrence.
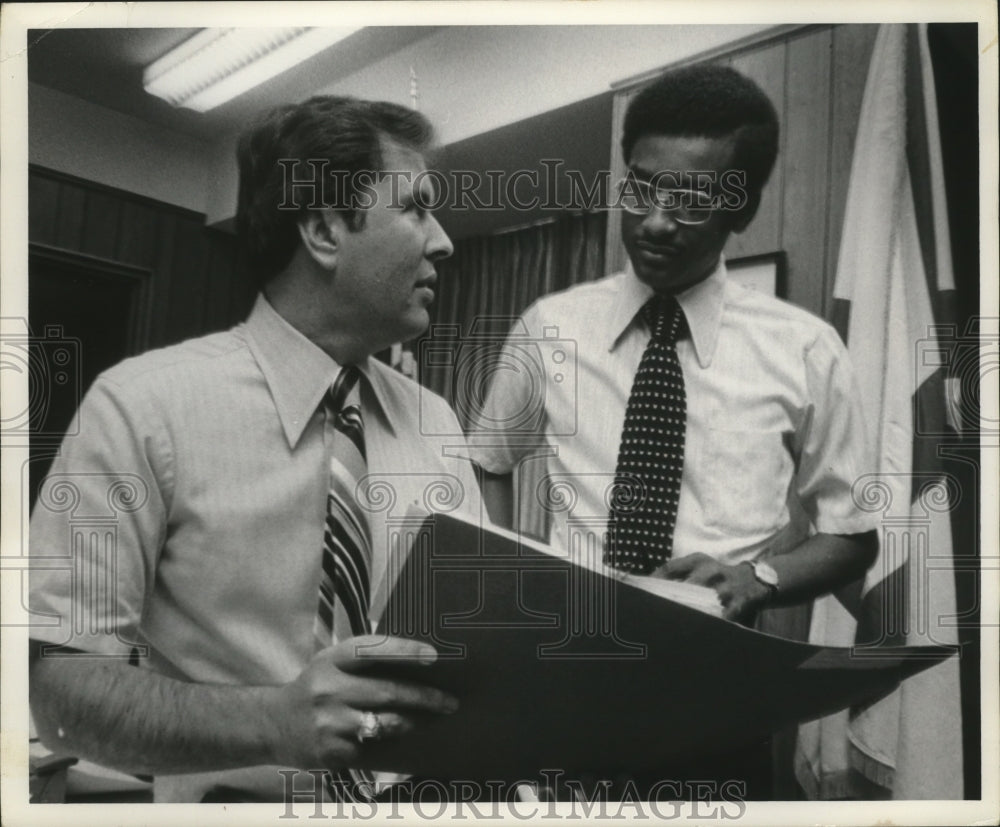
[426,213,454,261]
[639,205,681,237]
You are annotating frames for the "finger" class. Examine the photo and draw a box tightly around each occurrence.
[335,674,459,715]
[722,598,751,623]
[668,558,723,587]
[684,567,722,587]
[714,583,735,605]
[661,553,708,579]
[330,635,439,671]
[650,561,670,578]
[351,710,415,743]
[722,603,741,621]
[660,560,694,580]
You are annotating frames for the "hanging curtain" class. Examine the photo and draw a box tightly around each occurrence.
[419,209,606,405]
[414,209,607,538]
[794,23,963,800]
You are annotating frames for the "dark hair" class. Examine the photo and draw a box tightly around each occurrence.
[236,95,434,286]
[621,64,779,205]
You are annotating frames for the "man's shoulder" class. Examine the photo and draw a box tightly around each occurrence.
[367,357,422,399]
[518,273,625,337]
[723,280,841,349]
[530,272,624,315]
[98,326,250,393]
[367,358,456,421]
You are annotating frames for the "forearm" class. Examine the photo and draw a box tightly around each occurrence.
[31,635,459,778]
[30,646,282,776]
[660,530,877,620]
[766,530,878,607]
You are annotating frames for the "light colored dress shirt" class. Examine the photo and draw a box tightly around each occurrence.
[468,259,878,567]
[29,294,484,801]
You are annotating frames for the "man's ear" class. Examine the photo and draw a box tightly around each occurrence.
[297,209,344,270]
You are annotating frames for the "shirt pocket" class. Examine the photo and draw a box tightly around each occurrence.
[699,427,792,535]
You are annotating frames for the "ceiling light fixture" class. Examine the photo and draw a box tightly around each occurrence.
[143,27,361,112]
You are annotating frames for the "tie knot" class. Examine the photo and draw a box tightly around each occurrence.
[328,365,362,413]
[642,296,686,344]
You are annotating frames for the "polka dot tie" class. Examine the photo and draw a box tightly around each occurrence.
[605,295,687,574]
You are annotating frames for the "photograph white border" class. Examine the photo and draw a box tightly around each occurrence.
[2,3,997,826]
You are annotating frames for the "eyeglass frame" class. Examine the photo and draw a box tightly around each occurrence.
[612,175,724,226]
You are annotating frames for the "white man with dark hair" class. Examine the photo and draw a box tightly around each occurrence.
[29,96,478,804]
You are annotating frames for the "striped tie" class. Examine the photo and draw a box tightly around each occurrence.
[605,295,687,574]
[316,365,373,648]
[316,365,377,803]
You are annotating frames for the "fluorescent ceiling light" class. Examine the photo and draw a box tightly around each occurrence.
[143,27,361,112]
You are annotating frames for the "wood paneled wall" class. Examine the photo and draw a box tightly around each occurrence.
[28,165,252,354]
[605,24,880,318]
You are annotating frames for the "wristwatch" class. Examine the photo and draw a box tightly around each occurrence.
[746,560,780,600]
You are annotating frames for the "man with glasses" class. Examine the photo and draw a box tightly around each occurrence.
[468,64,878,799]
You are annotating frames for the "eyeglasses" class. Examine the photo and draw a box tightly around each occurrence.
[613,177,718,225]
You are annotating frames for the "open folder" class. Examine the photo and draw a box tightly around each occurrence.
[365,510,953,779]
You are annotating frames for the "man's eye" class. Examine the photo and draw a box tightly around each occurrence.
[404,196,428,215]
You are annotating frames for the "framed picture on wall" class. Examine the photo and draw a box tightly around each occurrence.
[727,251,787,298]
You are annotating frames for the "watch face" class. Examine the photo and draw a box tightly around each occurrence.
[754,561,779,588]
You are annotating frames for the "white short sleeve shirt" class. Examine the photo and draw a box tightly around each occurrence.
[468,260,878,565]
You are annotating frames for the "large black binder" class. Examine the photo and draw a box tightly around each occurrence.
[366,511,952,778]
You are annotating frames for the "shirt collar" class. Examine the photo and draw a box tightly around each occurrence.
[244,295,396,449]
[607,257,727,369]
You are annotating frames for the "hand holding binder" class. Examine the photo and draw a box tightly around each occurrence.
[363,511,953,779]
